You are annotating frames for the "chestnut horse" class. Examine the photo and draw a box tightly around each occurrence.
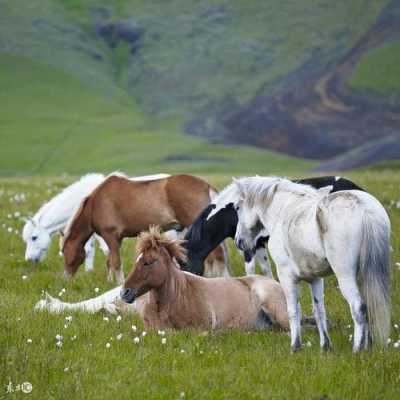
[120,227,290,331]
[62,174,229,283]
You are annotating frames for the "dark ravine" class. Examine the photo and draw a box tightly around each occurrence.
[186,0,400,162]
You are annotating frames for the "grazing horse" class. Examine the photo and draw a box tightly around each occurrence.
[185,176,364,277]
[22,173,108,269]
[22,173,171,270]
[233,177,391,352]
[62,174,229,283]
[120,226,290,331]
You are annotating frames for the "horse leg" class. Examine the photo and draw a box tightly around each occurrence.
[103,235,124,284]
[278,270,302,352]
[95,234,109,256]
[336,274,369,352]
[84,235,95,272]
[255,247,273,278]
[244,250,256,275]
[309,278,331,351]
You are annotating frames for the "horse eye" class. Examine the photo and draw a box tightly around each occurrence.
[32,236,38,241]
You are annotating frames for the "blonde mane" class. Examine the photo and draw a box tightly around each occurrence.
[136,226,187,263]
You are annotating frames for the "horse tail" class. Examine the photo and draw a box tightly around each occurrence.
[359,210,391,346]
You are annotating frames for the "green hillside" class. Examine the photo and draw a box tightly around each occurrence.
[0,0,397,175]
[347,40,400,102]
[0,53,312,177]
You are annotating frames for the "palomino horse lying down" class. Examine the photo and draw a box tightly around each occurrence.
[62,174,229,283]
[120,227,291,331]
[37,227,292,332]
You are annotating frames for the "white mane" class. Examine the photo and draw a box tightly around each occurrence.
[24,173,105,234]
[207,182,240,219]
[235,176,321,207]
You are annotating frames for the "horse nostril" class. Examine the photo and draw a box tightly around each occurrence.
[120,288,132,300]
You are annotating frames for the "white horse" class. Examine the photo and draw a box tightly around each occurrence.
[22,172,170,271]
[232,177,391,352]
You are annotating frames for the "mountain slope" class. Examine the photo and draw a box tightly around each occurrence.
[0,53,312,177]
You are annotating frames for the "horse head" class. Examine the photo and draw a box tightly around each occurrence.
[22,218,51,263]
[121,226,187,304]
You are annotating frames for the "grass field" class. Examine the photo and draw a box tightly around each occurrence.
[1,168,400,399]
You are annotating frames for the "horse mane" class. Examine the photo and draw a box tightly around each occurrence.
[62,196,91,247]
[236,176,319,207]
[184,204,215,243]
[30,173,104,229]
[137,226,187,263]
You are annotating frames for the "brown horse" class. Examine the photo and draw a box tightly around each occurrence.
[62,174,229,283]
[121,227,290,331]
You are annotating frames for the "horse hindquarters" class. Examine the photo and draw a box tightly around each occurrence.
[251,278,290,331]
[322,199,390,351]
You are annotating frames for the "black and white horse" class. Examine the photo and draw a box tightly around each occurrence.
[183,176,364,276]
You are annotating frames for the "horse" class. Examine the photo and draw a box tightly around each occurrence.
[62,174,230,283]
[119,226,291,331]
[185,176,364,277]
[22,172,171,271]
[232,176,391,352]
[22,173,108,270]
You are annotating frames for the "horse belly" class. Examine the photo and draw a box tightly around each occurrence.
[209,284,258,330]
[287,225,332,280]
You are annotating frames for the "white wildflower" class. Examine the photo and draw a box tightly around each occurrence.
[394,342,400,349]
[133,337,140,344]
[27,339,32,344]
[141,331,147,337]
[116,315,122,322]
[103,317,109,322]
[387,338,392,344]
[106,342,111,348]
[180,349,186,353]
[306,341,312,347]
[22,275,27,280]
[94,287,100,293]
[116,334,123,340]
[56,341,63,348]
[161,338,167,345]
[55,334,63,341]
[64,367,69,372]
[65,316,72,322]
[131,325,137,332]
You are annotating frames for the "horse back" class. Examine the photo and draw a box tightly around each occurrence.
[165,174,214,226]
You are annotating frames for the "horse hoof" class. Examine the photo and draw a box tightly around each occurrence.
[290,344,303,353]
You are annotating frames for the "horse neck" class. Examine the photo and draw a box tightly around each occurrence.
[258,189,314,231]
[152,263,187,307]
[36,175,103,234]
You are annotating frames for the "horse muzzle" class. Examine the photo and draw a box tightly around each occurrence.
[120,287,137,304]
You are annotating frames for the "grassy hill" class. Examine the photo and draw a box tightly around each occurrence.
[0,53,312,177]
[0,0,398,175]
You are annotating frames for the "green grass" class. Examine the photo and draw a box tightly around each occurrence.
[1,170,400,399]
[0,52,314,177]
[347,40,400,102]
